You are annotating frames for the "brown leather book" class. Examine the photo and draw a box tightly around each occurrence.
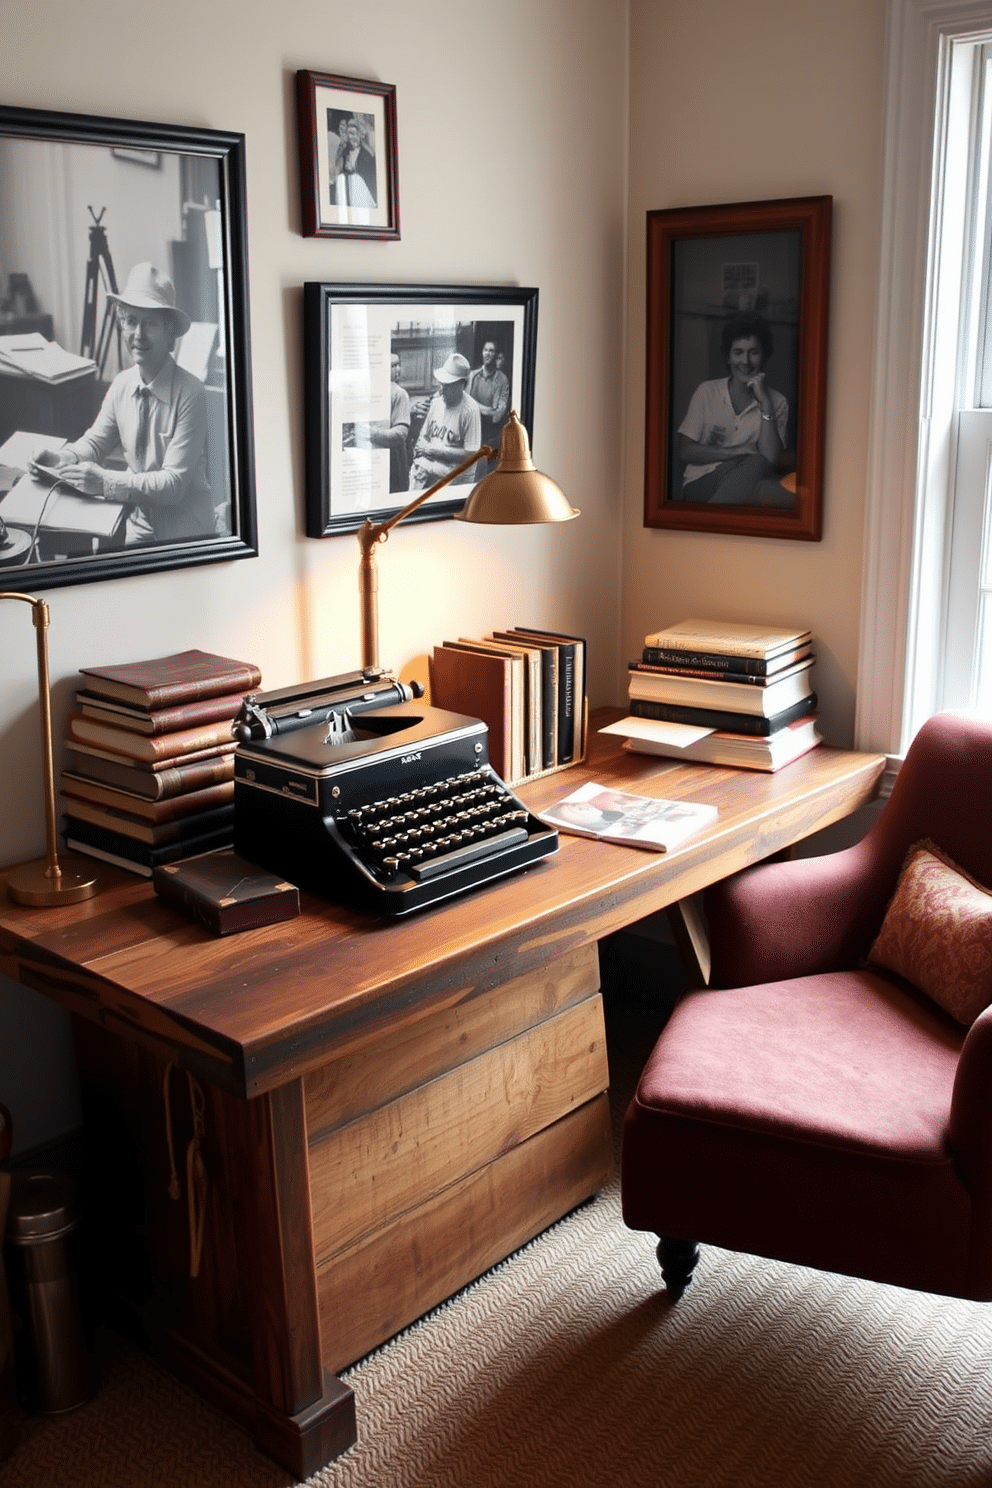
[75,688,248,737]
[66,712,237,762]
[152,850,301,935]
[60,772,234,822]
[64,745,236,797]
[79,649,261,709]
[428,644,513,781]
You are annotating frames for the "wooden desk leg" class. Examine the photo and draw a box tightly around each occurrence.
[220,1080,357,1476]
[666,896,711,988]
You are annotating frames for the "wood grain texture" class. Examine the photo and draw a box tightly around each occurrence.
[316,1094,613,1373]
[0,713,885,1098]
[304,943,600,1138]
[309,994,608,1263]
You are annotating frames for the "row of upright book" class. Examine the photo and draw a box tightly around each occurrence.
[60,649,262,876]
[428,626,587,785]
[611,618,822,772]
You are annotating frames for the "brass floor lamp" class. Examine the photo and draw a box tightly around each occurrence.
[2,592,99,906]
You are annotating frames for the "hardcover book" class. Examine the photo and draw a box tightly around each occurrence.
[627,656,814,717]
[628,693,817,737]
[75,688,248,737]
[511,627,586,763]
[66,712,238,762]
[644,619,812,662]
[64,746,236,799]
[428,644,514,781]
[65,821,235,876]
[61,772,234,822]
[540,781,717,852]
[79,649,262,709]
[62,800,234,847]
[640,641,814,678]
[152,849,301,935]
[602,714,824,773]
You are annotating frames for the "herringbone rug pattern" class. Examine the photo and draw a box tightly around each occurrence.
[3,993,992,1487]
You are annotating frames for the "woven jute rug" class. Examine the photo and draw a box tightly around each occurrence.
[4,992,992,1488]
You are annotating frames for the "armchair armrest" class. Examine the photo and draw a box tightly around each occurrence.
[705,838,885,988]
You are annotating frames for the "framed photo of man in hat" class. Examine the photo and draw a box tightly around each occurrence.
[303,284,539,537]
[0,105,257,593]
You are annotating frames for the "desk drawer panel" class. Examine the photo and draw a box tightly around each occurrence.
[317,1092,613,1373]
[308,992,608,1264]
[303,944,600,1138]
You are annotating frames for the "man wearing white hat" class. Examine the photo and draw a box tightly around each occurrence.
[32,262,214,543]
[407,352,482,492]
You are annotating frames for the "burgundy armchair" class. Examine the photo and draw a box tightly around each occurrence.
[621,711,992,1301]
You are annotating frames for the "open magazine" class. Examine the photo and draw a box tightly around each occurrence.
[541,781,717,852]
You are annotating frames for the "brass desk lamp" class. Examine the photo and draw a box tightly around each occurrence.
[357,411,578,670]
[2,592,99,906]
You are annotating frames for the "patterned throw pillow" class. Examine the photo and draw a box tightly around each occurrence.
[868,842,992,1025]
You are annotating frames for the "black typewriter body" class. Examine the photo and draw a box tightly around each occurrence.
[233,701,558,915]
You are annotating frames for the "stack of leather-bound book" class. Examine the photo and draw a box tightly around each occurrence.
[60,648,261,876]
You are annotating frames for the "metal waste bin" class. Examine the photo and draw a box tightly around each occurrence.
[4,1172,97,1414]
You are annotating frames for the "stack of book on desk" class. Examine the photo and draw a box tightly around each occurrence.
[428,625,586,784]
[60,648,262,876]
[608,618,822,772]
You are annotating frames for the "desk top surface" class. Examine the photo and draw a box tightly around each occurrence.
[0,711,884,1098]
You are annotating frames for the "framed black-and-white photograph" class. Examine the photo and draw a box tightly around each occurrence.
[644,196,831,541]
[296,71,400,241]
[304,283,538,537]
[0,105,257,593]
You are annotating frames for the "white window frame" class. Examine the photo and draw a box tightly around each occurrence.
[857,0,992,757]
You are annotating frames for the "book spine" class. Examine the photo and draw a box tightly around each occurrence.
[66,713,237,761]
[632,659,767,685]
[641,647,771,676]
[63,817,234,867]
[76,690,247,736]
[556,645,576,765]
[65,748,236,798]
[63,802,235,846]
[61,774,235,822]
[628,694,817,736]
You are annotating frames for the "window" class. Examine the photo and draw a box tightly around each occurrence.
[857,1,992,758]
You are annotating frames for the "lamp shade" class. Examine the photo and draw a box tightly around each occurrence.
[455,412,580,525]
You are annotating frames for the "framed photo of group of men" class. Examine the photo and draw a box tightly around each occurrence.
[303,283,539,537]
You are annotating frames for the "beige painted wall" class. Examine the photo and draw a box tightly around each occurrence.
[623,0,887,747]
[0,0,627,1151]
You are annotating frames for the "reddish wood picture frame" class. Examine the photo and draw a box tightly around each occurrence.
[296,70,400,241]
[644,195,832,541]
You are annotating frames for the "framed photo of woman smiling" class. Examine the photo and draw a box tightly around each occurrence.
[643,196,831,541]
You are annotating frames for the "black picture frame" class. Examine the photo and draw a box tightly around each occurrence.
[296,71,400,241]
[644,196,831,541]
[0,104,257,592]
[304,283,539,537]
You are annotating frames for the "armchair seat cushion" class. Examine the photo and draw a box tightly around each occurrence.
[622,969,975,1296]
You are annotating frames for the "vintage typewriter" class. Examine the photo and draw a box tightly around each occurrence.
[232,669,558,915]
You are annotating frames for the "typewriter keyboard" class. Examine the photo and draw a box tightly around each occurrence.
[339,771,530,883]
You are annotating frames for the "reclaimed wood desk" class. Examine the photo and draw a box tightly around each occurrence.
[0,714,884,1475]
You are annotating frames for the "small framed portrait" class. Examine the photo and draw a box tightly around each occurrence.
[0,105,257,593]
[296,71,400,241]
[303,283,539,537]
[644,196,832,541]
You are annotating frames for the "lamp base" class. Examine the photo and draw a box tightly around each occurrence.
[7,855,100,907]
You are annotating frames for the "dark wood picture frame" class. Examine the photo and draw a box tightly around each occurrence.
[304,282,539,537]
[644,195,832,541]
[0,104,257,593]
[296,71,400,241]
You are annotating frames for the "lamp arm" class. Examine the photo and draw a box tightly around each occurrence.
[1,592,60,882]
[357,444,496,671]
